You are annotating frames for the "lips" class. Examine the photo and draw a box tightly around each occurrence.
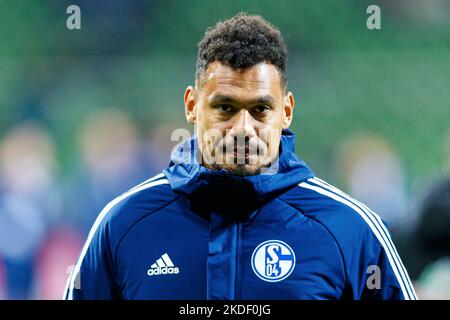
[233,148,253,161]
[222,143,249,153]
[234,146,249,153]
[233,151,250,158]
[219,139,264,158]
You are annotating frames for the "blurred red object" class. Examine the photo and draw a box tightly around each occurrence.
[36,227,83,300]
[0,258,5,299]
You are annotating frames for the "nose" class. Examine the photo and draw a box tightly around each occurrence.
[229,109,257,142]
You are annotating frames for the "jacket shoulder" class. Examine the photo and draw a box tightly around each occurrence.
[87,174,178,253]
[279,176,388,251]
[279,176,417,300]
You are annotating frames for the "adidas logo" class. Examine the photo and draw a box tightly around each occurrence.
[147,253,180,276]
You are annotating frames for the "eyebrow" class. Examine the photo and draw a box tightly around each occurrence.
[208,94,275,105]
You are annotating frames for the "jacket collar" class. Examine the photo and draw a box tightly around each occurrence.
[163,129,314,215]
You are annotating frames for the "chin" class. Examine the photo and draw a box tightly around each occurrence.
[213,163,265,176]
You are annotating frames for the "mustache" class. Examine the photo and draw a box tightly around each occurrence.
[209,135,268,156]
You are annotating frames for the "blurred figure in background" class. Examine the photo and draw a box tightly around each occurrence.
[335,133,409,231]
[146,121,190,174]
[0,122,61,299]
[67,108,151,235]
[412,177,450,299]
[409,128,450,299]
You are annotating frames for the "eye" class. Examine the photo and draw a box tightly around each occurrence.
[254,105,271,113]
[217,104,234,113]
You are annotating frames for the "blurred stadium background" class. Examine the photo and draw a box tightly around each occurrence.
[0,0,449,299]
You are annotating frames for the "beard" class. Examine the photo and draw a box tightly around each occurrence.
[206,143,274,176]
[209,162,270,176]
[200,129,280,176]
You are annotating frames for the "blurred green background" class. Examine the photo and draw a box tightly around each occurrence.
[0,0,448,299]
[0,0,448,184]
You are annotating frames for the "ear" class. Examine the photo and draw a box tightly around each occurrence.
[184,86,197,124]
[282,91,295,129]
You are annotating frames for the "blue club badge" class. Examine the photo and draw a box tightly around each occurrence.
[251,240,296,282]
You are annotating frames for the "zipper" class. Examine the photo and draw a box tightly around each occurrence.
[234,221,241,299]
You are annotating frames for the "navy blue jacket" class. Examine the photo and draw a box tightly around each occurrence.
[63,130,417,300]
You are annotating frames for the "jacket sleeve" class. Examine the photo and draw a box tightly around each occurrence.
[360,219,417,300]
[63,218,121,300]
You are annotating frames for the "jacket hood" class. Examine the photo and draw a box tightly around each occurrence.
[163,129,314,215]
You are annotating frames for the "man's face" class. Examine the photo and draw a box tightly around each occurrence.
[184,61,294,176]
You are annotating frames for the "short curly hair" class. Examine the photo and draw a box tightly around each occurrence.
[196,13,288,86]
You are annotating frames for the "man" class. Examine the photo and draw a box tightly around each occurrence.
[63,13,417,300]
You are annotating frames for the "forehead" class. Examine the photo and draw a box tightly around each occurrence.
[199,61,284,99]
